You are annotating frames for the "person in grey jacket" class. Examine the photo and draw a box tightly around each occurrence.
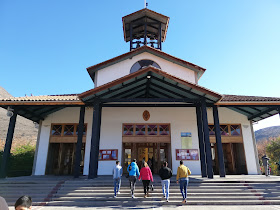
[112,160,123,198]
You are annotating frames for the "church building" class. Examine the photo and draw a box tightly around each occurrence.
[1,8,280,179]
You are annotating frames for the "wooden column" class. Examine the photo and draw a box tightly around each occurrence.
[196,104,207,177]
[130,23,133,51]
[201,100,213,178]
[213,105,226,177]
[158,22,162,50]
[144,22,147,45]
[0,109,17,178]
[88,101,102,179]
[74,106,85,178]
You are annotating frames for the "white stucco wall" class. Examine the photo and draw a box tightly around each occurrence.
[207,107,259,175]
[34,106,258,176]
[34,107,93,175]
[96,52,197,87]
[98,107,201,175]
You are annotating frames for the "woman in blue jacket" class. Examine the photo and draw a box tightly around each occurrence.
[127,159,140,198]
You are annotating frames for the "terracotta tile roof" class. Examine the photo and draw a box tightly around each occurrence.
[0,94,81,102]
[221,94,280,102]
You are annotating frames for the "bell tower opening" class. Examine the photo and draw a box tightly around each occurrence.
[122,8,170,51]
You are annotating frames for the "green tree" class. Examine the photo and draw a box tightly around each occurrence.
[266,137,280,175]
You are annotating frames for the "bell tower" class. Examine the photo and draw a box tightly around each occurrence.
[122,8,170,51]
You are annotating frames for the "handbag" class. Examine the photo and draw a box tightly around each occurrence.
[150,184,154,191]
[126,165,132,178]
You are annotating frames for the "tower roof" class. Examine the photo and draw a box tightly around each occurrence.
[122,8,169,42]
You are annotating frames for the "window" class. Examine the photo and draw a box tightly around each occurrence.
[123,124,170,136]
[64,125,74,136]
[159,124,169,135]
[136,125,146,135]
[230,125,241,136]
[147,125,158,135]
[123,124,134,135]
[51,124,87,137]
[130,60,161,74]
[220,125,229,136]
[51,125,62,136]
[208,124,242,136]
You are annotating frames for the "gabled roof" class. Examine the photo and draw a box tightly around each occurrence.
[80,66,221,103]
[86,45,206,82]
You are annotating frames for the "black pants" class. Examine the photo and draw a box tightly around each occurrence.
[129,176,137,195]
[142,180,150,195]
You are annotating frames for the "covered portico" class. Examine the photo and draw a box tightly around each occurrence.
[79,66,224,179]
[1,67,280,179]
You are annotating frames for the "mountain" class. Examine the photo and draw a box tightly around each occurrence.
[255,126,280,142]
[0,87,38,149]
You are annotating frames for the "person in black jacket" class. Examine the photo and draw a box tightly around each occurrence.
[158,161,172,202]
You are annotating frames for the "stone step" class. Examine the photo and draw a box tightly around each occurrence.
[54,193,260,197]
[40,200,280,206]
[52,195,270,201]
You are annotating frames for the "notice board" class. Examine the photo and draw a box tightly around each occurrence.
[176,149,199,161]
[181,132,192,149]
[99,149,118,161]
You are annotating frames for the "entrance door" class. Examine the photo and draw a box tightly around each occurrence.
[212,143,247,175]
[46,143,85,175]
[137,143,156,173]
[122,142,169,174]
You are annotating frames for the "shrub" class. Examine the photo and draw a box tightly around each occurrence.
[0,144,35,177]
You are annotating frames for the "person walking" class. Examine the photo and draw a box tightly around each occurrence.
[138,161,153,198]
[159,161,172,202]
[127,159,140,198]
[176,160,191,204]
[262,155,270,176]
[112,160,123,198]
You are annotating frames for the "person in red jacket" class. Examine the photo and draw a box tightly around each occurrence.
[138,161,153,198]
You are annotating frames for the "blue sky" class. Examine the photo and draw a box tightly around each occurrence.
[0,0,280,129]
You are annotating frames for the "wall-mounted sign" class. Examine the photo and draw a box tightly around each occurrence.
[176,149,199,161]
[143,110,150,121]
[99,149,118,161]
[181,132,192,149]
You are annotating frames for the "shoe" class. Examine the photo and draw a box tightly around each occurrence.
[166,199,169,202]
[132,195,135,198]
[144,195,147,198]
[162,195,166,198]
[114,195,117,198]
[182,199,186,204]
[117,191,120,194]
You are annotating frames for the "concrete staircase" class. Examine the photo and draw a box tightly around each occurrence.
[1,175,280,207]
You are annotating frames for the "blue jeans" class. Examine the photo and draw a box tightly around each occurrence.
[114,178,121,196]
[179,178,189,200]
[161,179,170,199]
